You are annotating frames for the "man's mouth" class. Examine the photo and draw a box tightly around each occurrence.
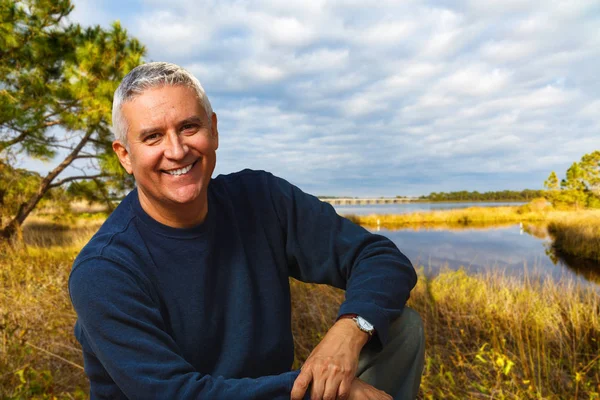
[163,160,199,176]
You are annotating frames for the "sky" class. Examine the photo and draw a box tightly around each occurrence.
[54,0,600,196]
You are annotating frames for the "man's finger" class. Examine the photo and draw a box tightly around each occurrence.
[309,368,327,399]
[336,376,352,400]
[291,369,312,400]
[322,373,344,400]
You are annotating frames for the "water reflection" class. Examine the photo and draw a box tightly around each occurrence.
[544,245,600,285]
[335,201,526,215]
[377,223,600,287]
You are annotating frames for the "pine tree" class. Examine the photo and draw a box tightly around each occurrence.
[579,150,600,207]
[543,171,560,205]
[0,0,145,240]
[560,163,588,208]
[543,151,600,209]
[544,171,559,191]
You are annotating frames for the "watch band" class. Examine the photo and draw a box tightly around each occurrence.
[337,313,375,338]
[337,313,359,321]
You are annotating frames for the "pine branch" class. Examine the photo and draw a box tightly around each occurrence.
[43,120,61,128]
[74,154,100,160]
[48,173,109,188]
[0,130,29,151]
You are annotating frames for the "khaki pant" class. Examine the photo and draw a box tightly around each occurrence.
[357,307,425,400]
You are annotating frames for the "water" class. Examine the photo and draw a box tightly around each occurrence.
[374,224,600,287]
[333,201,526,215]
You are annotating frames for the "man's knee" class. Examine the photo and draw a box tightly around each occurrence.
[389,307,425,351]
[357,307,425,399]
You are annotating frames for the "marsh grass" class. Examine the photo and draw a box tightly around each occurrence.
[413,268,600,399]
[0,243,89,399]
[345,206,545,228]
[1,216,599,399]
[344,206,600,230]
[291,268,600,399]
[548,213,600,262]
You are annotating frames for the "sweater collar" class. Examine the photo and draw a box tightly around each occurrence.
[128,188,215,239]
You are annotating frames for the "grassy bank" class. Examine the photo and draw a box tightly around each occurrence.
[1,218,599,399]
[344,206,548,228]
[548,214,600,262]
[345,204,600,229]
[412,270,600,399]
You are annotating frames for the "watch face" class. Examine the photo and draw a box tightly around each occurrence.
[356,316,374,332]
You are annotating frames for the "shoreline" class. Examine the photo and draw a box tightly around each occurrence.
[343,206,600,228]
[344,206,600,265]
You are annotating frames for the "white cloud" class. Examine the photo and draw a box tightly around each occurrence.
[579,100,600,118]
[359,21,418,45]
[68,0,111,27]
[253,15,316,47]
[438,64,511,96]
[64,0,600,196]
[480,40,539,63]
[242,62,287,82]
[134,10,215,57]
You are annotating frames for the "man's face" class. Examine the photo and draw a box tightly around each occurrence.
[113,85,218,211]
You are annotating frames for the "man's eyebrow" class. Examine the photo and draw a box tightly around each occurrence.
[136,116,204,139]
[138,126,161,139]
[178,116,204,127]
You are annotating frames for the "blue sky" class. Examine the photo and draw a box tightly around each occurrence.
[57,0,600,196]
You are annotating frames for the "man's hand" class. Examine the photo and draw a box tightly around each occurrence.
[348,378,392,400]
[290,318,369,400]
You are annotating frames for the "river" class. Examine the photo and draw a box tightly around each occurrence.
[334,203,600,287]
[333,201,526,215]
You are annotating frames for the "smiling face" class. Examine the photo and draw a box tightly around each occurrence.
[112,85,218,227]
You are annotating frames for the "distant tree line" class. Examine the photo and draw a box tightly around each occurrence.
[419,189,544,202]
[544,150,600,209]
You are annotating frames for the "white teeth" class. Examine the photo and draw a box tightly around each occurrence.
[166,163,193,176]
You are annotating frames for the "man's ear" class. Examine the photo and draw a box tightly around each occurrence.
[112,140,133,174]
[211,112,219,150]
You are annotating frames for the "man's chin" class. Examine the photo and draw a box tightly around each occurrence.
[165,186,206,206]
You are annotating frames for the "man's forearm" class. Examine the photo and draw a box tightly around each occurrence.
[331,318,370,356]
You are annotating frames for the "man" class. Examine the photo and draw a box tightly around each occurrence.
[69,62,424,400]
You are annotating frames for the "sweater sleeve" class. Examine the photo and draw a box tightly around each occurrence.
[69,257,302,400]
[266,173,417,346]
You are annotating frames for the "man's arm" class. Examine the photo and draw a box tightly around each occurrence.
[266,173,417,399]
[69,257,302,400]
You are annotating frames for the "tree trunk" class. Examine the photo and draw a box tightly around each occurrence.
[0,130,94,241]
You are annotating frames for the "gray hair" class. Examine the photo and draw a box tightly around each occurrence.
[112,62,213,144]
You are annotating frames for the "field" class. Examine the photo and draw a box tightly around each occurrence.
[548,213,600,262]
[1,207,599,399]
[346,202,599,228]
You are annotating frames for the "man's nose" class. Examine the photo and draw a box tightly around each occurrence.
[164,133,188,159]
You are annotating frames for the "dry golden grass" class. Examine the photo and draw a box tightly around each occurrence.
[0,243,89,399]
[345,205,599,230]
[292,269,600,399]
[345,206,543,228]
[548,212,600,262]
[1,213,599,399]
[412,268,600,399]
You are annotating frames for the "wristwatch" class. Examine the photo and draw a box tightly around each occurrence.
[338,314,375,337]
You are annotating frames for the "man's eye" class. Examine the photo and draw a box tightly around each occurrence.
[144,133,160,142]
[182,124,199,132]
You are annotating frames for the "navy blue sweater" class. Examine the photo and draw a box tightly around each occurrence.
[69,170,416,399]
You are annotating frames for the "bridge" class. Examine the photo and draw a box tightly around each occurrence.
[319,197,413,205]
